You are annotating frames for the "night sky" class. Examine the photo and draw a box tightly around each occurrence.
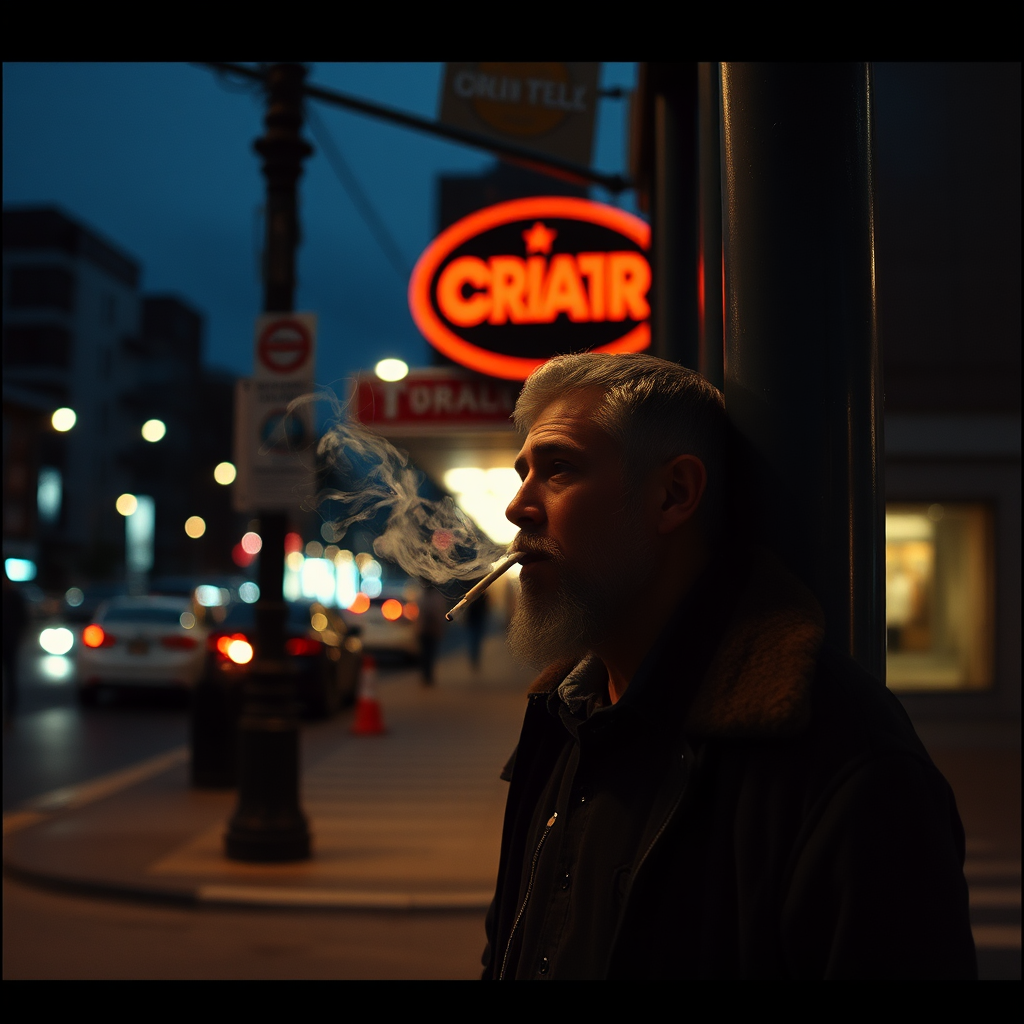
[2,62,639,396]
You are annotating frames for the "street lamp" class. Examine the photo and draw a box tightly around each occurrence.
[224,61,313,863]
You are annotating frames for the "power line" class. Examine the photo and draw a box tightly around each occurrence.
[304,103,412,282]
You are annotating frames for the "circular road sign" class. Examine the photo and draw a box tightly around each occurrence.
[258,319,312,375]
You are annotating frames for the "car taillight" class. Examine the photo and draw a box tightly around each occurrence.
[83,624,116,648]
[286,636,323,657]
[161,635,198,650]
[209,632,253,664]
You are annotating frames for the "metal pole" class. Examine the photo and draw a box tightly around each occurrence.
[648,64,699,369]
[720,62,884,679]
[225,62,313,862]
[696,62,724,390]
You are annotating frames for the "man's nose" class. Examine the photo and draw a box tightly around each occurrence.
[506,479,543,528]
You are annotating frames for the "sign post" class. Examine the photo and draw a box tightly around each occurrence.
[225,63,313,864]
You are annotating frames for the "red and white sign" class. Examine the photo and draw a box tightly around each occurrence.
[351,369,519,435]
[254,314,316,380]
[234,313,318,512]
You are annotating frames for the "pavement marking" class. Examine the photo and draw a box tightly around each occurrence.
[969,886,1022,910]
[12,746,189,818]
[972,925,1022,950]
[197,884,493,910]
[964,860,1021,880]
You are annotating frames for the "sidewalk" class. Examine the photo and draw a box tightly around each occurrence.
[3,637,533,911]
[2,637,1019,966]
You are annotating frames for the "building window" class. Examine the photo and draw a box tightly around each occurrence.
[8,266,75,312]
[885,503,993,692]
[3,325,72,368]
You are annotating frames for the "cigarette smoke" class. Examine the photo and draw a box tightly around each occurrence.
[287,391,506,588]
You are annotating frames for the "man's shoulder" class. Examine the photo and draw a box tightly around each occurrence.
[807,645,932,764]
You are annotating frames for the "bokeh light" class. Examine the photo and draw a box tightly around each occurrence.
[184,516,206,538]
[227,638,254,665]
[141,419,166,442]
[239,581,260,604]
[375,357,409,382]
[39,627,74,656]
[213,461,237,485]
[116,493,138,516]
[381,598,403,621]
[51,407,77,432]
[348,593,370,614]
[241,531,262,555]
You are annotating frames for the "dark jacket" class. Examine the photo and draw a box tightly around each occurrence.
[483,550,977,979]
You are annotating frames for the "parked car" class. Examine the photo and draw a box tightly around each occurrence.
[340,582,423,663]
[77,595,208,704]
[203,600,363,718]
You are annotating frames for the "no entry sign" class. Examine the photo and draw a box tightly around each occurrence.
[254,314,316,380]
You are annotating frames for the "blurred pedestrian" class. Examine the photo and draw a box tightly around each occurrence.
[417,585,446,687]
[3,575,28,723]
[465,589,489,673]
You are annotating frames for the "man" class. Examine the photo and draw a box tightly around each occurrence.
[483,352,976,980]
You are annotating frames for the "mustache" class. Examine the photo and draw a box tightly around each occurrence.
[510,535,561,559]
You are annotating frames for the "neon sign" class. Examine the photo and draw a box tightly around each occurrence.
[409,196,651,380]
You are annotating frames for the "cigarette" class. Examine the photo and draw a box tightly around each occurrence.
[445,552,524,621]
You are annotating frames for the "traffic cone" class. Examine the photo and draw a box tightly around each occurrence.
[351,655,387,735]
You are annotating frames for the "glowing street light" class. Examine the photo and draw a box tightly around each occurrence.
[375,358,409,382]
[214,461,237,485]
[116,493,138,516]
[52,407,77,432]
[184,516,207,538]
[142,419,167,442]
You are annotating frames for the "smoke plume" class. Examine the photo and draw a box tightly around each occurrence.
[289,391,506,587]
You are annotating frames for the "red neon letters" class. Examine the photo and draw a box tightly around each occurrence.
[409,197,651,380]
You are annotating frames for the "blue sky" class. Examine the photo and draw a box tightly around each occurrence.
[3,62,639,395]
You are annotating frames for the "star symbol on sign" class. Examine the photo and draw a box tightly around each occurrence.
[522,221,558,255]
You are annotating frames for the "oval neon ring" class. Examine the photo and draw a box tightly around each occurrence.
[409,196,651,381]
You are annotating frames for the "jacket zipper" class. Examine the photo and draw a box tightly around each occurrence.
[499,811,558,980]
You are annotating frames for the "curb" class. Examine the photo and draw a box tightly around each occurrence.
[3,860,492,912]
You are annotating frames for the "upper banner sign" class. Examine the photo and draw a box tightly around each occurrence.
[409,196,651,380]
[440,62,600,167]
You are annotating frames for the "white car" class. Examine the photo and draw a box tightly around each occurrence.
[77,595,208,704]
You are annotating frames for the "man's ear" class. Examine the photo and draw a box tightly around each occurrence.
[657,455,707,534]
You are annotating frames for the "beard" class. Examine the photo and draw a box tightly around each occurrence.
[506,537,621,668]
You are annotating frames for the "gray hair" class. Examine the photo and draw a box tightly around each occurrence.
[513,353,727,536]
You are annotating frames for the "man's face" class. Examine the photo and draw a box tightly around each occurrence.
[505,388,655,666]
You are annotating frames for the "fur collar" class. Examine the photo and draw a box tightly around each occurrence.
[527,549,825,739]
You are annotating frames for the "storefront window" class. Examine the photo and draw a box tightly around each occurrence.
[885,503,993,691]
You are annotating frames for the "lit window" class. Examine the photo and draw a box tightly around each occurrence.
[885,503,993,692]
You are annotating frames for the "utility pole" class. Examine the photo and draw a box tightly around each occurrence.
[719,63,884,679]
[225,63,313,862]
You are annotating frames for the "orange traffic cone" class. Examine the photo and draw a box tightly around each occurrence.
[351,655,387,735]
